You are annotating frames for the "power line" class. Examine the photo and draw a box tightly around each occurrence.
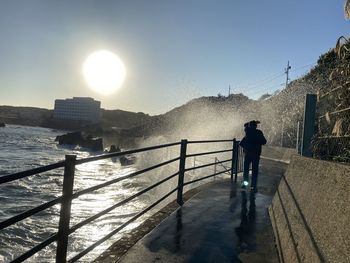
[235,78,284,95]
[244,83,285,97]
[230,72,285,95]
[236,71,285,90]
[239,62,315,89]
[230,61,317,98]
[290,62,316,72]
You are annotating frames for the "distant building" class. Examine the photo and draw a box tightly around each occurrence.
[53,97,101,123]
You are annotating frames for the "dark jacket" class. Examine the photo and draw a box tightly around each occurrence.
[239,128,267,156]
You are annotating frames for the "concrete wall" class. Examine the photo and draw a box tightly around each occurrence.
[269,155,350,263]
[261,146,297,163]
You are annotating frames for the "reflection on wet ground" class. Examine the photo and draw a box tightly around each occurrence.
[118,179,278,263]
[102,159,285,263]
[175,209,183,252]
[235,191,256,253]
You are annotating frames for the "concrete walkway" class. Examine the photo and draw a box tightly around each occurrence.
[113,159,286,263]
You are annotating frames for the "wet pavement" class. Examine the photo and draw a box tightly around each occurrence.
[97,159,287,263]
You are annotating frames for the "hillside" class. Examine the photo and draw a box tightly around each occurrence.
[0,106,52,127]
[0,106,153,131]
[1,38,348,156]
[125,77,318,146]
[128,38,348,152]
[101,109,152,129]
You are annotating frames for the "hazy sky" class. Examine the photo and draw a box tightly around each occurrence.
[0,0,349,114]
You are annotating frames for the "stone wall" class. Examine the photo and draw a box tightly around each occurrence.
[269,155,350,263]
[261,146,297,163]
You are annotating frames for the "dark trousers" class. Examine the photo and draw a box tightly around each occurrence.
[243,154,260,189]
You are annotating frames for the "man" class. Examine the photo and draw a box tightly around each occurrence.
[239,120,267,192]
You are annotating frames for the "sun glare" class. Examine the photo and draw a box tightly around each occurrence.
[82,50,126,95]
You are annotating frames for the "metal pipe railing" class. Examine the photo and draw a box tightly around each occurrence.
[11,234,58,263]
[183,167,232,186]
[185,160,218,172]
[186,148,232,158]
[215,158,232,175]
[75,142,181,165]
[0,138,241,263]
[69,171,179,234]
[0,161,65,184]
[68,188,179,263]
[184,157,231,172]
[187,139,234,144]
[176,139,187,206]
[71,156,180,199]
[0,196,62,230]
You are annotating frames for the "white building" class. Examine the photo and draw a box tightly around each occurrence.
[53,97,101,123]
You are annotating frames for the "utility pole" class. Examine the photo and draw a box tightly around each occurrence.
[228,85,231,96]
[301,94,317,157]
[285,61,291,88]
[296,121,300,153]
[281,61,291,148]
[281,122,284,147]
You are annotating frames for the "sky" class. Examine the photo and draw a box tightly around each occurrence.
[0,0,349,115]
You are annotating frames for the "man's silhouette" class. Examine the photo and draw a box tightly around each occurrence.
[239,120,267,192]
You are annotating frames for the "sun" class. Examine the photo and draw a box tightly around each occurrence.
[82,50,126,95]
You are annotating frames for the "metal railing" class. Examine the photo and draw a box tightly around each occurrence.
[313,80,350,162]
[0,138,242,263]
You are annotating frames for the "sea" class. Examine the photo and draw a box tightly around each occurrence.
[0,124,182,263]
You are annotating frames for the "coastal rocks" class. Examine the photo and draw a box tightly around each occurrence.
[0,123,5,127]
[108,145,121,153]
[119,156,135,166]
[106,144,135,166]
[55,131,103,151]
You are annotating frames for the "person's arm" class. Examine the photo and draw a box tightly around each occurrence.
[258,130,267,145]
[239,137,247,149]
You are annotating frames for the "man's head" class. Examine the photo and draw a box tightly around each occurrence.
[248,120,260,128]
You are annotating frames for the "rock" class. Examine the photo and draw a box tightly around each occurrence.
[108,145,121,153]
[120,156,135,166]
[0,123,5,127]
[80,138,103,151]
[55,131,103,151]
[55,131,81,144]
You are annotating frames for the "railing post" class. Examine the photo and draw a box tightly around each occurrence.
[193,156,196,175]
[231,139,239,183]
[234,142,239,183]
[231,139,236,182]
[214,157,217,181]
[56,154,76,263]
[177,139,187,206]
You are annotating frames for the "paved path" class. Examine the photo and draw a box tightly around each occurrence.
[114,159,286,263]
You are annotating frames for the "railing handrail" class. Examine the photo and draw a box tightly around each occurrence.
[0,196,63,230]
[0,161,66,184]
[184,167,232,186]
[184,157,231,172]
[186,148,233,158]
[0,142,181,184]
[75,141,181,165]
[67,188,179,263]
[71,156,181,199]
[215,157,232,174]
[187,139,234,144]
[69,171,179,234]
[0,138,242,263]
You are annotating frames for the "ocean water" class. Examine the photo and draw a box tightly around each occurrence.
[0,125,180,263]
